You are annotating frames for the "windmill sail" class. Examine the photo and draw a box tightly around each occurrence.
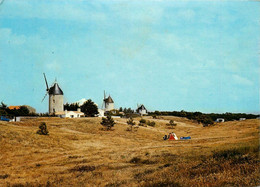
[42,73,49,102]
[43,73,49,92]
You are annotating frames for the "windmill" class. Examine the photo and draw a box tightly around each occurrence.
[42,73,64,114]
[102,90,114,112]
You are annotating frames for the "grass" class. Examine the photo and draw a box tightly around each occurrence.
[0,117,259,186]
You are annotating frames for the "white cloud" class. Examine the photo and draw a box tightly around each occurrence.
[46,61,61,71]
[0,0,107,22]
[232,74,253,86]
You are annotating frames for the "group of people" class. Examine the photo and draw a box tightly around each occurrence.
[163,132,178,140]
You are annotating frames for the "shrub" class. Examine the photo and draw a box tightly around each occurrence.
[139,118,146,126]
[126,117,136,131]
[139,118,146,123]
[147,120,156,127]
[166,120,177,128]
[100,115,115,130]
[36,122,49,135]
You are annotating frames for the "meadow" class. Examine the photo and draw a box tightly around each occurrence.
[0,116,259,186]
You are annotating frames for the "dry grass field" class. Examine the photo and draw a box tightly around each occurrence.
[0,116,259,187]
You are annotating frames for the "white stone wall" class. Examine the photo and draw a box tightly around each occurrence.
[139,109,147,116]
[105,103,114,111]
[49,95,64,114]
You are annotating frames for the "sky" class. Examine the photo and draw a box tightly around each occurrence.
[0,0,259,114]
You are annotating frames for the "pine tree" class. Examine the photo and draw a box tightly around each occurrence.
[100,115,115,130]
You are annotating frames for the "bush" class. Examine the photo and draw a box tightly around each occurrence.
[147,120,156,127]
[139,118,146,123]
[100,115,115,130]
[126,117,136,131]
[36,122,49,135]
[166,120,177,128]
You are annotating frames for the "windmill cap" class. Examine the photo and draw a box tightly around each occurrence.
[49,83,63,95]
[104,95,114,103]
[137,104,146,110]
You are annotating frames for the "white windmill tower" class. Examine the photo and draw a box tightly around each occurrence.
[102,91,114,112]
[42,73,64,114]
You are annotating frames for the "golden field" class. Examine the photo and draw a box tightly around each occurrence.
[0,116,259,187]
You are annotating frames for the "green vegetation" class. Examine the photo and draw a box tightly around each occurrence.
[138,118,146,126]
[138,119,156,127]
[0,102,31,117]
[149,110,259,125]
[126,117,136,131]
[80,99,98,117]
[64,102,80,111]
[146,120,156,127]
[36,122,49,135]
[100,115,116,130]
[166,120,177,128]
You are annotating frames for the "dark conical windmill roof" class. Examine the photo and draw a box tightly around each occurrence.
[48,83,63,95]
[104,95,114,103]
[137,104,147,111]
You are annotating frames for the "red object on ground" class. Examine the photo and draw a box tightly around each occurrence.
[168,134,175,140]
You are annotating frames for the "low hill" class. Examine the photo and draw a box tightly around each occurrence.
[0,117,259,186]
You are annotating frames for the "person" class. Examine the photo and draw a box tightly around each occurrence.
[163,135,168,140]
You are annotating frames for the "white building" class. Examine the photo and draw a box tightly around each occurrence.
[55,108,84,118]
[215,118,225,123]
[98,109,105,117]
[137,104,148,116]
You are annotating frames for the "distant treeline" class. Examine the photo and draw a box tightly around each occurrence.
[0,102,36,117]
[149,110,259,125]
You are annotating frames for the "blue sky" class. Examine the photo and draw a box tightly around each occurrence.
[0,0,259,114]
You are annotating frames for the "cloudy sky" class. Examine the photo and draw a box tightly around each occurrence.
[0,0,259,113]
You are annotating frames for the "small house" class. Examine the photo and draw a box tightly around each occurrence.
[55,108,84,118]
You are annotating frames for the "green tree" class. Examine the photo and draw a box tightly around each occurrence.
[18,106,30,116]
[80,99,98,117]
[154,110,161,116]
[100,115,116,130]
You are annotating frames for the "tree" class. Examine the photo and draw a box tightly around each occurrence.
[154,111,161,116]
[100,115,115,130]
[0,102,7,109]
[64,102,79,111]
[166,120,177,128]
[0,102,8,116]
[80,99,98,117]
[18,106,30,116]
[127,117,136,131]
